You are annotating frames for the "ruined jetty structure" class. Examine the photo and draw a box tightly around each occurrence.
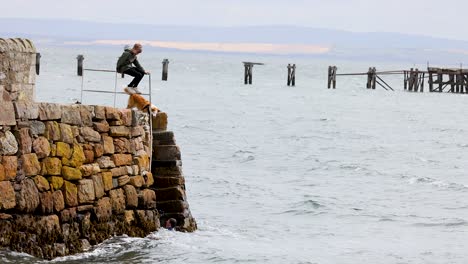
[0,38,196,259]
[328,65,468,93]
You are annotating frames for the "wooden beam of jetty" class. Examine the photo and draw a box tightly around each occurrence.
[328,65,468,94]
[243,62,264,85]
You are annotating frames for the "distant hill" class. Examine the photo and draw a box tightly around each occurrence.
[2,18,468,62]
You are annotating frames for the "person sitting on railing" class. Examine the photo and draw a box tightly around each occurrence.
[116,43,150,94]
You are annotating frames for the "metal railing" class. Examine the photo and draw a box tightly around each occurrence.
[80,68,152,108]
[79,68,154,172]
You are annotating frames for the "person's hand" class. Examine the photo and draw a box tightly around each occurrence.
[145,71,150,75]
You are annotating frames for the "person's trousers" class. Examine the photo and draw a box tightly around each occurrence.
[123,68,145,87]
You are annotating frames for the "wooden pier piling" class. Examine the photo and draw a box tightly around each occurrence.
[35,53,41,75]
[77,55,84,76]
[162,59,169,81]
[427,67,468,93]
[287,64,296,86]
[366,67,376,89]
[243,62,264,85]
[327,66,337,89]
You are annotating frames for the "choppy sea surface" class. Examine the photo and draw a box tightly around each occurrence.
[2,46,468,264]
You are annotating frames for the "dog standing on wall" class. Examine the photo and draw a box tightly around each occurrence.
[124,87,160,115]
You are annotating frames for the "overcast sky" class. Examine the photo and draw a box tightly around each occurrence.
[3,0,468,40]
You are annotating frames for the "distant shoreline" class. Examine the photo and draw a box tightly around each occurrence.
[61,39,331,55]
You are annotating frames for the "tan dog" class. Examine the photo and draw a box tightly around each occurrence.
[124,87,160,114]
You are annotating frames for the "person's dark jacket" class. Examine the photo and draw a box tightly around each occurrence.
[116,49,145,73]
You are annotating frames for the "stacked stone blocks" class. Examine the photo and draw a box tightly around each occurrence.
[0,103,160,259]
[151,116,197,232]
[0,38,197,259]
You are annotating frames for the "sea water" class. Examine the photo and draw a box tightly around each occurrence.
[1,45,468,264]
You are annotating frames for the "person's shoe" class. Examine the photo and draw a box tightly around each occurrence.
[124,86,135,95]
[133,87,142,94]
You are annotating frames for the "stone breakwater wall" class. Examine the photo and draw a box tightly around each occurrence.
[0,38,196,259]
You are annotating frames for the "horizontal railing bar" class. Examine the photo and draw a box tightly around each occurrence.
[84,68,117,73]
[82,89,150,96]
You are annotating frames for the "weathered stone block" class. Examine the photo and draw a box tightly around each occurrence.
[155,186,185,201]
[16,128,32,154]
[0,181,16,209]
[156,200,188,213]
[38,215,61,238]
[77,205,93,212]
[102,135,114,154]
[94,105,106,120]
[62,143,85,168]
[3,156,18,180]
[60,207,77,222]
[22,153,41,176]
[14,101,39,119]
[0,131,18,155]
[96,156,115,169]
[93,143,104,158]
[32,136,50,158]
[91,174,105,199]
[77,179,95,204]
[112,154,133,166]
[153,131,176,145]
[0,164,5,181]
[129,176,144,188]
[114,137,131,153]
[123,185,138,208]
[39,103,62,120]
[143,172,154,187]
[56,142,71,158]
[79,163,101,177]
[79,105,94,126]
[61,105,82,125]
[120,109,132,126]
[34,175,50,192]
[154,145,181,161]
[109,188,125,214]
[53,190,65,212]
[45,121,61,141]
[16,178,40,213]
[0,101,16,125]
[131,137,144,153]
[132,165,139,176]
[124,210,135,224]
[111,166,127,177]
[83,149,94,164]
[134,154,150,172]
[154,176,185,188]
[101,172,113,191]
[93,121,109,133]
[42,157,62,176]
[109,126,130,137]
[139,189,156,209]
[62,181,78,207]
[80,127,101,142]
[39,191,54,214]
[105,107,120,120]
[109,119,124,126]
[153,166,183,176]
[30,120,46,137]
[131,126,145,137]
[59,123,74,144]
[117,175,130,186]
[49,176,64,190]
[94,197,112,222]
[152,112,168,131]
[62,166,82,181]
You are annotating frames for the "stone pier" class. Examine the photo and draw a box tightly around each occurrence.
[0,38,196,259]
